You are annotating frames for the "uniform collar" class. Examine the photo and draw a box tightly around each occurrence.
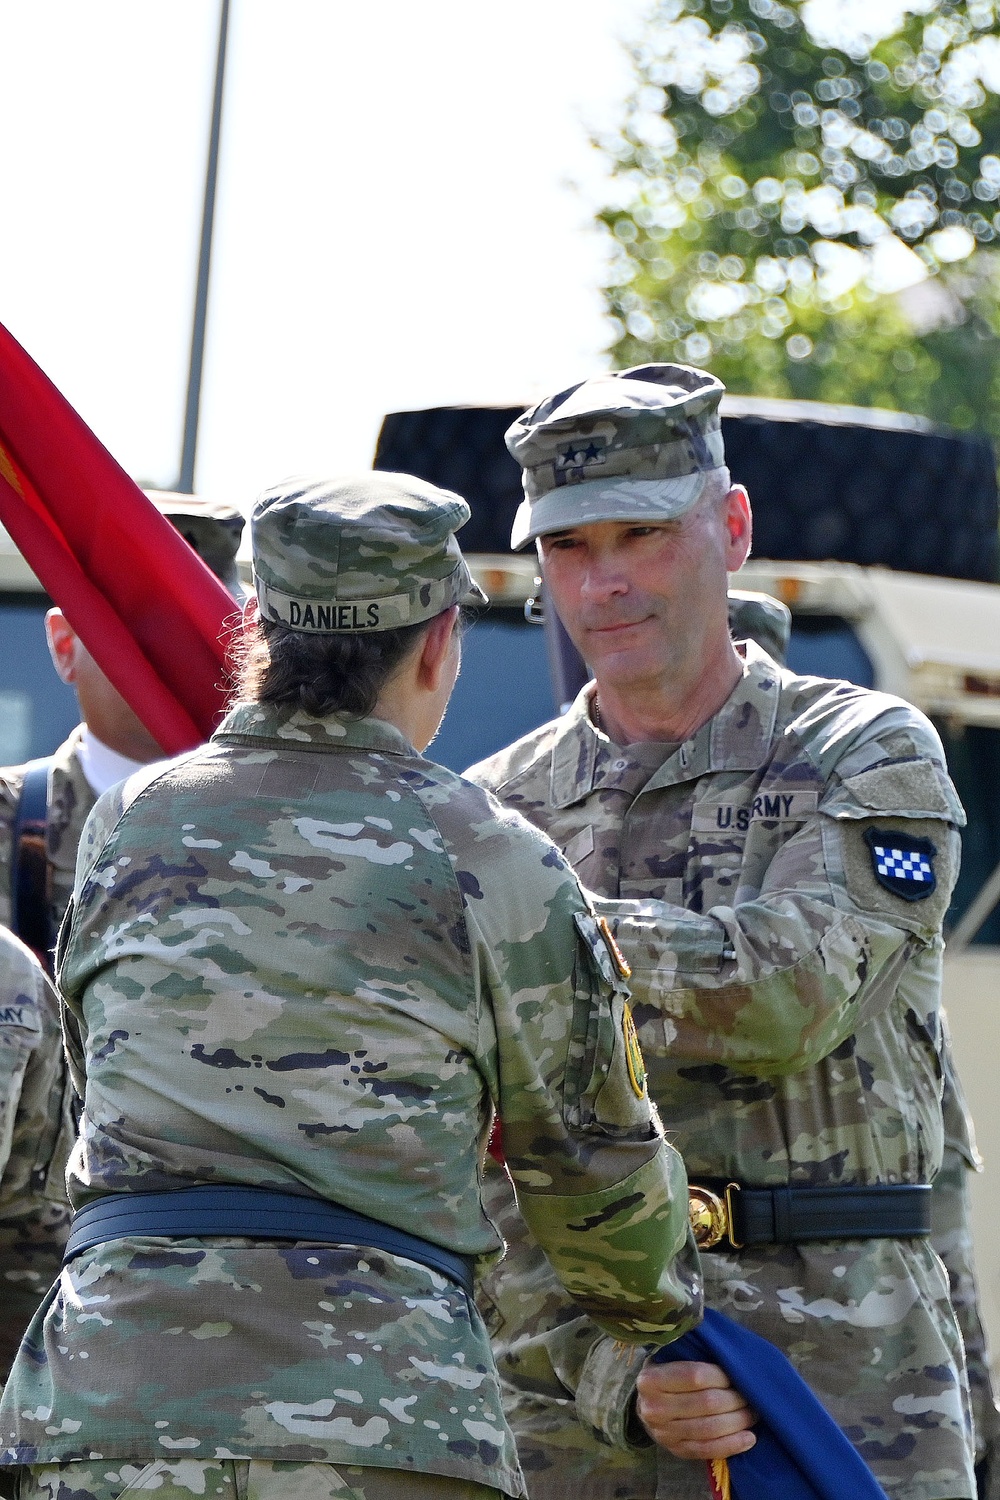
[548,641,782,809]
[76,726,146,797]
[213,701,417,757]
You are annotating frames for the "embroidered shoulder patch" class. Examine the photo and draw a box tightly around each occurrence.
[863,827,937,902]
[622,1003,647,1099]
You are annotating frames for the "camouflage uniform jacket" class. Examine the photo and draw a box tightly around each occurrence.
[935,1047,1000,1481]
[0,929,75,1385]
[468,643,975,1500]
[0,728,96,938]
[0,702,700,1498]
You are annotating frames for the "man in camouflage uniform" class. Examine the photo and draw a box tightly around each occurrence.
[0,928,75,1388]
[732,592,1000,1495]
[934,1059,1000,1498]
[467,364,978,1499]
[0,473,706,1500]
[0,491,245,944]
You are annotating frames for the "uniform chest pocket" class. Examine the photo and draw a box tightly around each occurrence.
[687,791,819,908]
[685,829,746,910]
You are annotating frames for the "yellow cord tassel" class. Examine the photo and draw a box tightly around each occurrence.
[707,1457,731,1499]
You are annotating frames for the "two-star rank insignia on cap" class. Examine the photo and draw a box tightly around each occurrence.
[863,828,937,902]
[554,436,607,483]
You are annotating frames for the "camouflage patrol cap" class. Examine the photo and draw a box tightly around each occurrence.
[143,489,245,590]
[252,472,487,634]
[506,363,727,550]
[728,588,791,665]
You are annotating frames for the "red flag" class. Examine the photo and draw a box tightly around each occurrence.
[0,321,235,756]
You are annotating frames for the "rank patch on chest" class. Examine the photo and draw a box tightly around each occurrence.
[863,828,937,901]
[622,1004,647,1099]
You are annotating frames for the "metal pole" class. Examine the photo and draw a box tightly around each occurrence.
[947,858,1000,954]
[178,0,230,492]
[541,586,590,713]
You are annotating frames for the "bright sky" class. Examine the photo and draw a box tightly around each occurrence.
[0,0,651,508]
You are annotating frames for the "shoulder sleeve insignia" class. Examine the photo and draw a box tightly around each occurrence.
[863,827,937,902]
[622,1003,647,1099]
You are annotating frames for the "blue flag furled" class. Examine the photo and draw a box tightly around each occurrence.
[651,1307,890,1500]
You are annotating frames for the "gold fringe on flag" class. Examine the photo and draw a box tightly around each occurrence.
[707,1457,731,1499]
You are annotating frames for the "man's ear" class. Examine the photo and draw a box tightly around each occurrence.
[724,486,752,572]
[417,606,460,692]
[45,609,81,685]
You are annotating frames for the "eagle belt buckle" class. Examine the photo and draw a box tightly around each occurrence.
[688,1182,742,1250]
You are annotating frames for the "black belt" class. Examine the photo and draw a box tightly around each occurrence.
[688,1180,932,1251]
[64,1186,475,1297]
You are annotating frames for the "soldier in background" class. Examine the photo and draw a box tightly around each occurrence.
[0,928,75,1387]
[0,474,712,1500]
[725,589,790,668]
[468,364,977,1499]
[0,493,244,1394]
[0,492,244,953]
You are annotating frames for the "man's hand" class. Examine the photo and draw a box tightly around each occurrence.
[636,1360,757,1461]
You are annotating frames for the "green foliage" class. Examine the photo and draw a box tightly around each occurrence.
[600,0,1000,438]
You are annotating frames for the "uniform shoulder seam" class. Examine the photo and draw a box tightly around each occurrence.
[467,723,561,796]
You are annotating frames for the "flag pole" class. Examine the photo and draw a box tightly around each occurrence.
[178,0,230,493]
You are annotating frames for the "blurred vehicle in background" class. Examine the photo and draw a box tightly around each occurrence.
[0,532,79,764]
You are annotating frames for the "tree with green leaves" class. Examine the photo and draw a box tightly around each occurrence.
[600,0,1000,436]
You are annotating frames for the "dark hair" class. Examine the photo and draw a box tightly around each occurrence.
[236,616,434,719]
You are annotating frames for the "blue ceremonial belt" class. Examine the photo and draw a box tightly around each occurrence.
[64,1185,476,1298]
[652,1307,890,1500]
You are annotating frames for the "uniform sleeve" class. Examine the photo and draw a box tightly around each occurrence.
[605,736,962,1076]
[933,1030,1000,1469]
[50,782,137,1095]
[477,1157,657,1449]
[457,805,701,1347]
[0,929,75,1379]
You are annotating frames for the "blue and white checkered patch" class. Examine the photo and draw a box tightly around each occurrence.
[863,828,937,902]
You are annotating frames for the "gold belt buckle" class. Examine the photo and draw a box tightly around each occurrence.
[688,1182,743,1250]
